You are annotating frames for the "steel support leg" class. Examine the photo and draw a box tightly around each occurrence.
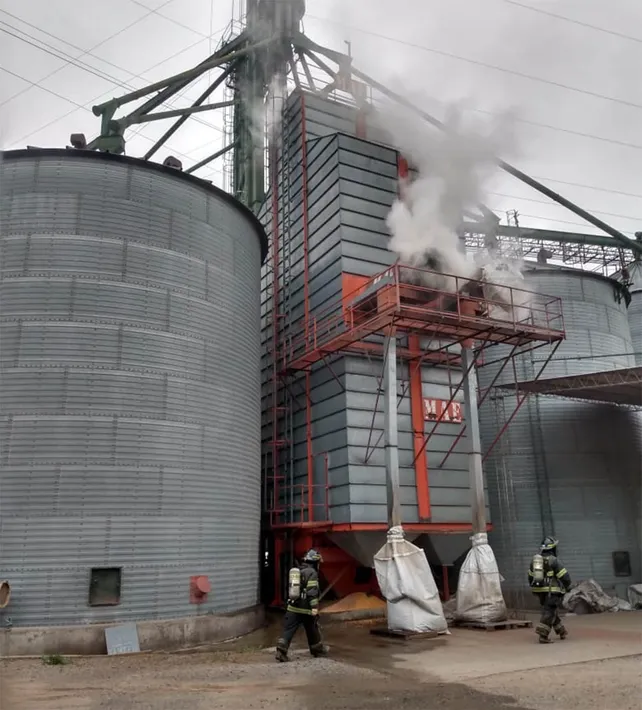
[461,347,486,534]
[384,331,402,529]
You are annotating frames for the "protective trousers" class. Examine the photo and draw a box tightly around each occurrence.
[276,611,324,659]
[535,594,567,642]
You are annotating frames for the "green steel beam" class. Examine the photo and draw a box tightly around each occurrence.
[144,64,236,161]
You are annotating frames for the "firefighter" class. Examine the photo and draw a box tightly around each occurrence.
[275,549,328,662]
[528,536,572,644]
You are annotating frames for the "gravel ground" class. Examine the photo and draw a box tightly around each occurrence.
[473,656,642,710]
[2,648,640,710]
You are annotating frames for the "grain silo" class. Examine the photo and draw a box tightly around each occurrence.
[0,149,266,646]
[627,261,642,366]
[479,265,642,604]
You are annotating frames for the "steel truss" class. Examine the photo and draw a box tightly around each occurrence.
[499,366,642,408]
[464,226,640,278]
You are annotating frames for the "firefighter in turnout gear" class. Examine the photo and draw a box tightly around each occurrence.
[275,549,329,662]
[529,536,572,644]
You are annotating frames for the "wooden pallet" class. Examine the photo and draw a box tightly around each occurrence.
[453,619,533,632]
[369,626,440,641]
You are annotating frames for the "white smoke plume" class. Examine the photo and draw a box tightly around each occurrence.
[375,100,530,320]
[250,73,287,148]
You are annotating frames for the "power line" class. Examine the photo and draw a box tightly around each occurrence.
[489,192,641,223]
[491,209,638,232]
[128,0,211,40]
[0,65,88,113]
[1,64,218,167]
[1,21,225,142]
[307,15,642,112]
[2,6,225,153]
[530,176,642,201]
[499,0,642,46]
[0,9,164,89]
[6,35,210,147]
[0,26,136,98]
[473,107,642,152]
[0,1,175,108]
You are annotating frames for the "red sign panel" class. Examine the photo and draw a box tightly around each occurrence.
[423,398,463,424]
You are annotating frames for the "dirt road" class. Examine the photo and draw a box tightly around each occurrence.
[2,613,640,709]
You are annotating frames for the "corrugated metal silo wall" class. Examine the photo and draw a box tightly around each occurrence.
[627,266,642,577]
[0,152,263,626]
[628,263,642,365]
[260,91,486,527]
[479,267,642,601]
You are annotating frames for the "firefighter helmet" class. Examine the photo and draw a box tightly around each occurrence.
[540,536,559,552]
[303,549,323,564]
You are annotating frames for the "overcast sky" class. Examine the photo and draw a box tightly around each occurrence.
[1,0,640,239]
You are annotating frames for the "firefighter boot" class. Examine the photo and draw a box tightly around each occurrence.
[554,624,568,640]
[275,639,290,663]
[536,623,552,644]
[310,642,329,658]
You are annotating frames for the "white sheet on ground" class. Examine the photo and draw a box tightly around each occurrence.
[563,579,632,613]
[374,526,448,634]
[627,584,642,610]
[455,532,507,623]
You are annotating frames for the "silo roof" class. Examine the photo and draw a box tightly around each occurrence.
[0,148,269,264]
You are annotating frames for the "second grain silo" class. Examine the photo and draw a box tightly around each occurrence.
[479,265,642,604]
[0,149,266,652]
[627,261,642,365]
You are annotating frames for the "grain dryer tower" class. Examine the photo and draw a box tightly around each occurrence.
[0,150,267,648]
[257,92,566,604]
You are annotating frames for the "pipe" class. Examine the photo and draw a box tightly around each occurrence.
[461,345,487,535]
[92,35,274,115]
[383,330,402,528]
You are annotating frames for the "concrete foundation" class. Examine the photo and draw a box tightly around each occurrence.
[0,605,265,657]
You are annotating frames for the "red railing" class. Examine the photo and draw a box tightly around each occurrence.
[281,263,565,369]
[268,451,331,528]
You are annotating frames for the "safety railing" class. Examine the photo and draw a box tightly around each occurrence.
[267,452,331,528]
[281,263,565,368]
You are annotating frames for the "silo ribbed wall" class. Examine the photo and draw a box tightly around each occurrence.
[479,266,641,602]
[0,150,265,626]
[628,262,642,366]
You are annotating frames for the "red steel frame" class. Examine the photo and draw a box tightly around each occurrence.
[263,95,566,605]
[267,260,565,532]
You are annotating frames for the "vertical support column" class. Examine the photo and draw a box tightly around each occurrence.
[384,330,402,528]
[271,534,285,607]
[461,346,486,534]
[408,335,430,520]
[442,564,450,601]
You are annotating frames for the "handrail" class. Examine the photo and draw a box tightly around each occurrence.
[280,263,565,366]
